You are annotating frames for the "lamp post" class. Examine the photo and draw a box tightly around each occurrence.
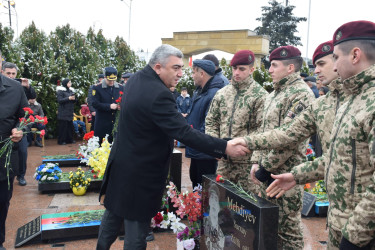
[120,0,133,47]
[306,0,311,64]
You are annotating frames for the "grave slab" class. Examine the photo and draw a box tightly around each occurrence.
[201,175,279,250]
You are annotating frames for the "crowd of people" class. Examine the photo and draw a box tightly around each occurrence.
[0,20,374,250]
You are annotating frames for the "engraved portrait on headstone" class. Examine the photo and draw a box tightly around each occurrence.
[203,183,225,249]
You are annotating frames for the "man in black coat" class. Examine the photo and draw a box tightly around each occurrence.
[1,62,34,186]
[0,52,28,250]
[96,44,249,250]
[92,67,124,143]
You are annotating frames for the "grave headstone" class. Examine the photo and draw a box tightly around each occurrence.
[15,216,42,247]
[301,191,316,217]
[201,175,279,250]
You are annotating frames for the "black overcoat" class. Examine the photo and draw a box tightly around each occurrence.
[0,75,28,181]
[99,65,227,222]
[56,86,75,121]
[92,81,124,140]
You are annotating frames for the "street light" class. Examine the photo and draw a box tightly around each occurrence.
[120,0,133,47]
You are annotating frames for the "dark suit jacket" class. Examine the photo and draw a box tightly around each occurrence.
[99,65,227,222]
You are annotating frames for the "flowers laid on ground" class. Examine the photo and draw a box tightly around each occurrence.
[1,107,47,187]
[310,180,328,202]
[34,163,62,182]
[77,132,100,162]
[69,167,91,189]
[215,174,257,202]
[87,136,112,179]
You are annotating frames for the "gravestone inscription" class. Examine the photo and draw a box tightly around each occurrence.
[201,175,279,250]
[15,216,42,247]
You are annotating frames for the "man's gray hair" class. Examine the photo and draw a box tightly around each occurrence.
[2,62,19,72]
[148,44,183,67]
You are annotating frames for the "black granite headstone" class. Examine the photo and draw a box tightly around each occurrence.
[42,158,86,167]
[201,175,279,250]
[15,216,42,247]
[301,191,316,217]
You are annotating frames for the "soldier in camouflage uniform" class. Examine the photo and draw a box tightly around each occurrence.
[205,50,268,195]
[266,21,375,250]
[234,41,348,185]
[249,46,315,249]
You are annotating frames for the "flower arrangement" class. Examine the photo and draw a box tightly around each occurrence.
[166,182,202,249]
[77,132,100,163]
[34,163,62,182]
[310,180,328,202]
[69,167,91,189]
[151,211,185,233]
[216,174,257,202]
[87,136,112,179]
[1,107,47,187]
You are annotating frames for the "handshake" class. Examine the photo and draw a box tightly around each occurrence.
[224,137,251,158]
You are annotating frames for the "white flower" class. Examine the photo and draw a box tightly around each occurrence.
[182,239,195,250]
[41,175,47,181]
[160,219,170,229]
[41,168,47,172]
[47,177,54,180]
[33,172,37,178]
[170,221,185,233]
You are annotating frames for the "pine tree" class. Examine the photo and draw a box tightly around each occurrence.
[255,0,307,52]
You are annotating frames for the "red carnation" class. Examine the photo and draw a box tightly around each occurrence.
[119,91,124,95]
[28,115,35,123]
[43,116,48,125]
[23,107,34,115]
[40,130,46,137]
[216,175,224,183]
[93,175,97,179]
[153,212,163,225]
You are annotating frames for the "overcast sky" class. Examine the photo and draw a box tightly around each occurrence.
[2,0,375,60]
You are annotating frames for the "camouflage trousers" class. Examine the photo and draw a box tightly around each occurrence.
[217,161,259,195]
[328,226,375,249]
[259,183,304,250]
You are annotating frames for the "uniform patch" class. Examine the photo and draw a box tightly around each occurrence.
[92,90,96,96]
[249,55,253,62]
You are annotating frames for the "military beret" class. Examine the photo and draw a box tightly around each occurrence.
[230,50,255,67]
[333,20,375,45]
[104,67,118,81]
[269,46,301,62]
[121,72,133,78]
[193,59,215,76]
[304,76,316,82]
[313,40,334,65]
[98,74,105,79]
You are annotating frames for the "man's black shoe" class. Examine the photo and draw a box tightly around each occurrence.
[146,232,154,241]
[17,177,27,186]
[35,140,43,147]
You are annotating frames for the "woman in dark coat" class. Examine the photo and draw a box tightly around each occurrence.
[56,79,76,145]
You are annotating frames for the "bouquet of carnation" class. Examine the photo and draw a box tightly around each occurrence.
[77,131,100,163]
[34,163,62,182]
[87,135,112,179]
[151,211,185,233]
[112,91,123,136]
[69,167,91,189]
[166,182,202,249]
[0,107,47,187]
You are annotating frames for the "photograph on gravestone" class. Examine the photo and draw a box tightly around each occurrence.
[15,216,42,247]
[301,191,317,217]
[201,175,279,250]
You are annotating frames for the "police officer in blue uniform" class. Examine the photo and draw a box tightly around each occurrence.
[92,67,124,143]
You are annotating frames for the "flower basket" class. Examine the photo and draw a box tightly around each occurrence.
[69,167,91,195]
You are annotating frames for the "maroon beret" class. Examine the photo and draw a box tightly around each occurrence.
[333,20,375,45]
[230,50,255,67]
[312,40,334,65]
[269,46,301,62]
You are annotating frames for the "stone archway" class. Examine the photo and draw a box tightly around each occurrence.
[161,29,269,68]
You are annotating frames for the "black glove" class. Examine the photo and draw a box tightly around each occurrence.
[255,165,274,185]
[339,237,368,250]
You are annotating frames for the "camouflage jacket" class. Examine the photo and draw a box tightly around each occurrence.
[247,72,316,174]
[245,79,349,183]
[205,75,268,164]
[321,65,375,247]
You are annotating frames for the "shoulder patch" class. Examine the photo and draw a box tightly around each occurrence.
[92,89,96,96]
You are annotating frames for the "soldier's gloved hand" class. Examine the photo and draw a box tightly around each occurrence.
[255,165,273,183]
[339,237,368,250]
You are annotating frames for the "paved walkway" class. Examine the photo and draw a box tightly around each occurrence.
[3,139,328,249]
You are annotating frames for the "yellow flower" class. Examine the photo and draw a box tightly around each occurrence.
[87,178,91,182]
[75,183,79,186]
